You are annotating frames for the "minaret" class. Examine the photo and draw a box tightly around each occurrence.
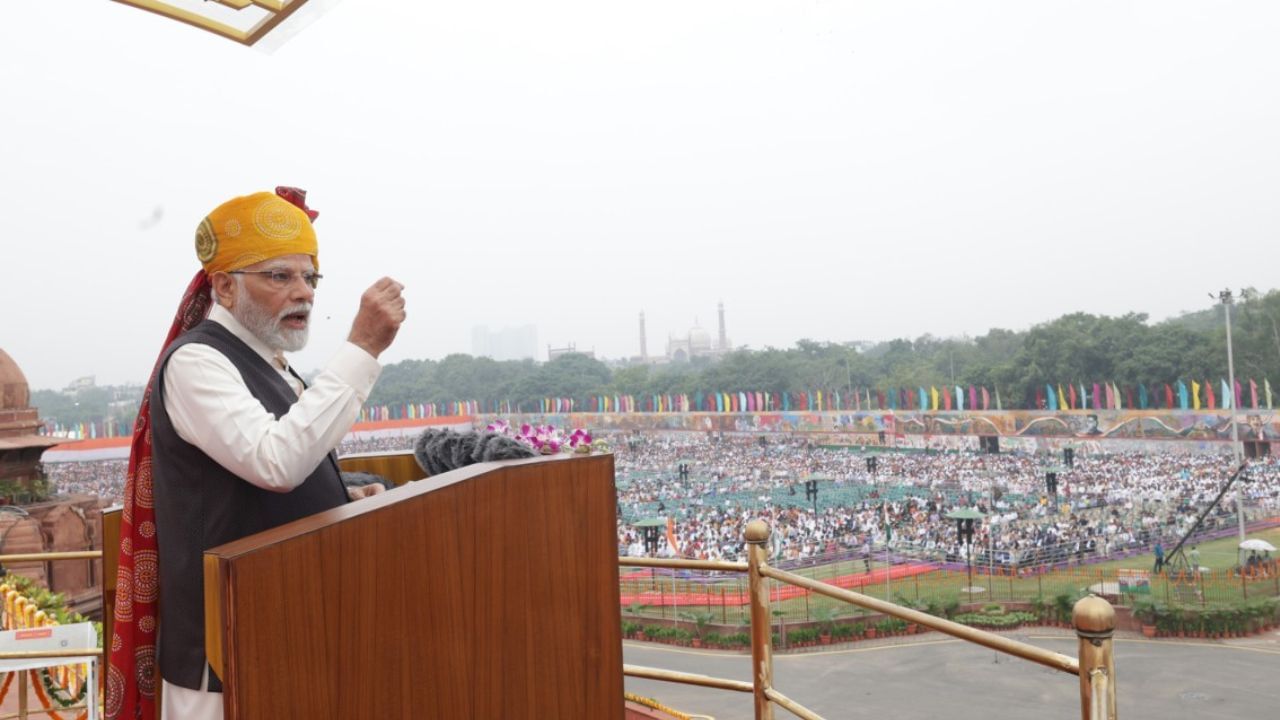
[638,312,648,360]
[717,301,727,351]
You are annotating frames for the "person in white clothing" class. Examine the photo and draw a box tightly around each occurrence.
[107,188,405,720]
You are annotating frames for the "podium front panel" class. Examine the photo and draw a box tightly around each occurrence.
[204,453,623,720]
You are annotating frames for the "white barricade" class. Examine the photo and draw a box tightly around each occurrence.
[0,622,98,719]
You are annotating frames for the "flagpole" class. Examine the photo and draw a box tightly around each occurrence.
[1218,289,1246,542]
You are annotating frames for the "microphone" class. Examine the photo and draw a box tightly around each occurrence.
[413,429,536,476]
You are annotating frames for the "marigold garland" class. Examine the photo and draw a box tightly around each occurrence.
[39,666,88,707]
[30,668,69,720]
[624,691,693,720]
[0,575,96,712]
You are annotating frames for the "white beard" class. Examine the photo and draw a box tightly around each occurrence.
[235,294,311,353]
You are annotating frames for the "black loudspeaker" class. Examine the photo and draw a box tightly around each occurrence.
[866,456,878,473]
[878,430,887,444]
[1064,447,1075,467]
[642,526,661,554]
[1045,471,1058,496]
[980,436,1000,454]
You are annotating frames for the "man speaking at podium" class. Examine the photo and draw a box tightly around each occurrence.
[106,188,406,720]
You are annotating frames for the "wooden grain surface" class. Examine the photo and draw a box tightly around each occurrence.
[205,452,623,720]
[102,508,119,662]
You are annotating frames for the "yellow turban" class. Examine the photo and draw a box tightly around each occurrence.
[194,191,318,274]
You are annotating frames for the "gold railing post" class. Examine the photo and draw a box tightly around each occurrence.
[1073,595,1116,720]
[745,519,774,720]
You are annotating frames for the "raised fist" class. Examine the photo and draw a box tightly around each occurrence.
[348,277,405,358]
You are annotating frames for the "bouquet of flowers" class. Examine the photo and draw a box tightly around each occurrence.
[486,420,604,454]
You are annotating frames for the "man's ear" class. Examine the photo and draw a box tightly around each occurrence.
[210,272,237,309]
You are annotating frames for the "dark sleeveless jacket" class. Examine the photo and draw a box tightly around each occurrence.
[150,320,348,692]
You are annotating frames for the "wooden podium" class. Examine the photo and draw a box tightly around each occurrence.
[201,452,623,719]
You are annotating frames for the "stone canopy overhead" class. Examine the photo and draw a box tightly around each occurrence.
[113,0,321,46]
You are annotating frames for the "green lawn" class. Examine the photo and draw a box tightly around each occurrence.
[1085,525,1280,573]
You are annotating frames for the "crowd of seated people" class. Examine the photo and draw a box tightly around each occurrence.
[611,434,1280,570]
[38,429,1280,574]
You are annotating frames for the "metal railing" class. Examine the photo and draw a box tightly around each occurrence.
[621,519,1117,720]
[0,550,104,720]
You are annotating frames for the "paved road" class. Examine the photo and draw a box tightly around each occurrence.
[624,629,1280,719]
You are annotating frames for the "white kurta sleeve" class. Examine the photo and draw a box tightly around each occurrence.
[162,341,381,492]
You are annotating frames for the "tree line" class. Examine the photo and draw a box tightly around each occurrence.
[368,288,1280,411]
[31,288,1280,424]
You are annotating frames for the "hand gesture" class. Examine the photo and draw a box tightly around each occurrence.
[348,277,406,358]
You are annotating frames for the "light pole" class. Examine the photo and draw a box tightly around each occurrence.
[946,508,984,597]
[1215,289,1246,541]
[986,473,996,595]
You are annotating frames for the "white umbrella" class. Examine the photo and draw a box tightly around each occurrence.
[1239,539,1277,552]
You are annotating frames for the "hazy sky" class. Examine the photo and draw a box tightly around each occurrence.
[3,1,1279,391]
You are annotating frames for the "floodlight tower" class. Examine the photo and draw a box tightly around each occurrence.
[1215,289,1246,541]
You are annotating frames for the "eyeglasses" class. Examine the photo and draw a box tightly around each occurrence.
[228,269,323,289]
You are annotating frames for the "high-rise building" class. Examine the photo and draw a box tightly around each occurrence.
[471,325,537,361]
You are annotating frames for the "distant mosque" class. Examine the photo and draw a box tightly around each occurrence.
[637,302,732,364]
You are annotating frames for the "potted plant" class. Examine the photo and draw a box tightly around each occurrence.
[924,597,944,619]
[680,610,715,648]
[1203,609,1221,639]
[941,595,961,621]
[1172,602,1187,635]
[1053,592,1076,628]
[811,606,839,645]
[1029,595,1049,626]
[1132,599,1158,638]
[875,619,899,637]
[1188,609,1205,638]
[895,594,925,633]
[788,627,818,646]
[624,602,649,636]
[1226,608,1244,638]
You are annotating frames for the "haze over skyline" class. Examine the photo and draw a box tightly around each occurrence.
[4,1,1280,391]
